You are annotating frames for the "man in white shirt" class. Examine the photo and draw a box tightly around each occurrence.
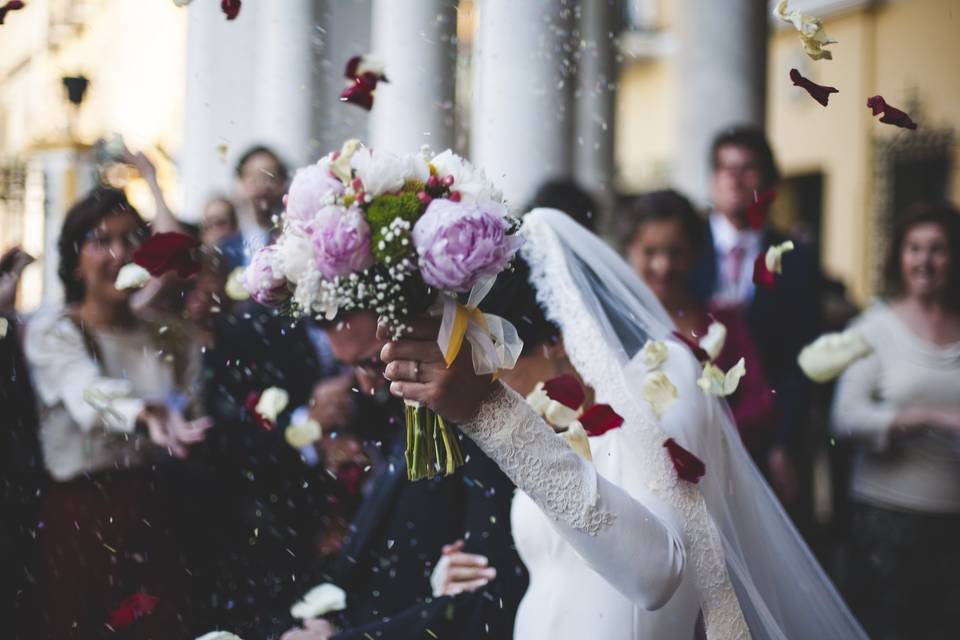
[693,127,824,522]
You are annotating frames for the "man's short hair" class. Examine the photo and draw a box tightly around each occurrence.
[709,126,780,188]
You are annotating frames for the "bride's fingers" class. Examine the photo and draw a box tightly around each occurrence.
[457,577,492,593]
[448,565,496,582]
[446,552,489,568]
[381,339,443,365]
[389,381,431,404]
[384,359,440,383]
[441,539,465,555]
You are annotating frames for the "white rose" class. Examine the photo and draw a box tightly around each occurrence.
[195,632,242,640]
[225,267,250,301]
[697,358,746,396]
[290,583,347,620]
[640,371,678,419]
[798,328,872,383]
[285,419,322,449]
[560,420,592,461]
[256,387,289,422]
[351,147,407,196]
[699,321,727,361]
[640,339,668,370]
[114,263,151,290]
[764,240,795,274]
[429,150,503,204]
[403,152,431,183]
[276,228,315,284]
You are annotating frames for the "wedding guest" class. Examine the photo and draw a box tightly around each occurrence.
[691,126,823,509]
[527,178,601,232]
[219,145,288,269]
[200,195,239,247]
[0,247,46,639]
[831,202,960,640]
[622,189,776,458]
[23,187,210,638]
[281,311,526,640]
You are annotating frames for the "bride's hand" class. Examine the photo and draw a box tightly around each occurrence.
[430,539,497,597]
[379,317,498,424]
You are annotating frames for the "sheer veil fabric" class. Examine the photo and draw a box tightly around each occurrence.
[517,208,867,640]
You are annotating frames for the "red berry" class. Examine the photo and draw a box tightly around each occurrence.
[448,191,462,202]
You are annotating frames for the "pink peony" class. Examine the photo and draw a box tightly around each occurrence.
[309,205,374,279]
[243,245,289,307]
[286,161,345,230]
[412,199,521,293]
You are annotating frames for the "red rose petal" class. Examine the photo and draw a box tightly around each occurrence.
[789,68,838,107]
[663,438,705,484]
[542,374,585,411]
[0,1,25,26]
[866,95,917,130]
[244,390,274,431]
[671,331,710,363]
[132,232,201,278]
[337,461,365,497]
[339,74,381,111]
[579,404,624,437]
[344,55,362,80]
[221,0,241,20]
[109,593,159,630]
[745,189,776,230]
[752,252,776,288]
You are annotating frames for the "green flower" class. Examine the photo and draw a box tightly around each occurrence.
[366,192,424,264]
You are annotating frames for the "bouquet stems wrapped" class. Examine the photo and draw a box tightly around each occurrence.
[404,401,465,480]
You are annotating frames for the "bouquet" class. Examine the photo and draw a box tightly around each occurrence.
[244,140,524,480]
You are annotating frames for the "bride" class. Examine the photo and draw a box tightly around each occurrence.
[380,208,866,639]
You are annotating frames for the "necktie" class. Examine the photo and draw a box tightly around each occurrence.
[726,245,746,301]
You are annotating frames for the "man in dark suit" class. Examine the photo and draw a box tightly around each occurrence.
[281,311,527,640]
[692,126,823,520]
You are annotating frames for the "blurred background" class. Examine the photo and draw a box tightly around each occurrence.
[1,0,958,310]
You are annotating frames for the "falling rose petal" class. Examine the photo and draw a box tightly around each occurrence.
[699,321,727,362]
[255,387,289,422]
[798,328,873,383]
[671,331,710,363]
[789,69,838,107]
[752,252,776,288]
[746,189,776,230]
[0,1,25,26]
[764,240,795,274]
[663,438,705,484]
[773,1,837,60]
[579,404,624,437]
[220,0,240,20]
[542,374,586,410]
[640,371,678,419]
[344,54,387,81]
[132,232,201,278]
[340,73,381,111]
[244,390,274,431]
[172,0,192,7]
[114,262,151,290]
[109,593,160,630]
[561,421,592,460]
[285,418,322,449]
[640,339,669,370]
[697,358,747,397]
[866,95,917,130]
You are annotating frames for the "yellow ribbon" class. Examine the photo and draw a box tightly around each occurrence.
[443,303,487,367]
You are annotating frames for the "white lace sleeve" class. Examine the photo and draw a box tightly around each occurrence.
[463,383,686,610]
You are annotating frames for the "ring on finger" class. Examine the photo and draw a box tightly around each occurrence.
[412,360,421,382]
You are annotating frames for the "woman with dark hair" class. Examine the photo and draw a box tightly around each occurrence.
[831,202,960,639]
[23,186,210,638]
[621,189,776,458]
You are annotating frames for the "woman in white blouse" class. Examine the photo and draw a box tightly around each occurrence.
[831,202,960,639]
[24,187,210,638]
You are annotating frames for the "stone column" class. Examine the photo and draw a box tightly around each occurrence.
[471,0,575,210]
[369,0,457,155]
[673,0,768,205]
[574,0,618,205]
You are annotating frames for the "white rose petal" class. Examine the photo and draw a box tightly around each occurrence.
[195,632,242,640]
[0,317,8,339]
[561,421,592,461]
[798,328,873,383]
[640,339,669,370]
[699,321,727,361]
[290,583,347,620]
[114,263,151,290]
[330,139,361,183]
[640,371,678,419]
[173,0,194,7]
[697,358,747,397]
[525,383,551,415]
[764,241,795,274]
[774,0,837,60]
[285,419,322,449]
[544,400,580,429]
[225,268,250,301]
[256,387,289,422]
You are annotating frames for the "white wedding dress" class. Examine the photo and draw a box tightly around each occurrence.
[457,210,868,640]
